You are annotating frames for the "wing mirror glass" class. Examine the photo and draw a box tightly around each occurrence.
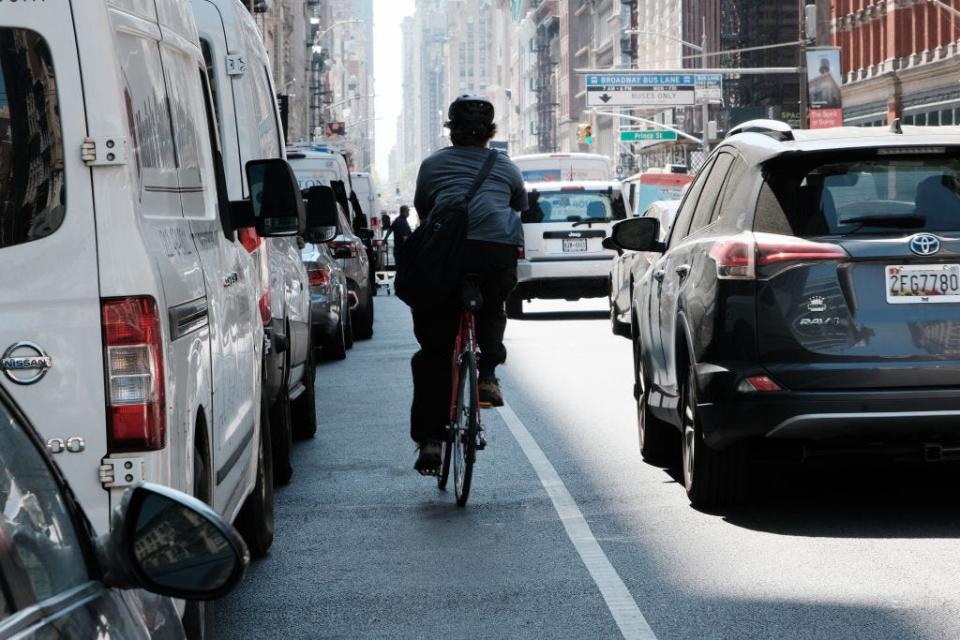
[231,159,305,237]
[119,484,248,600]
[610,217,664,253]
[601,236,623,255]
[303,185,342,243]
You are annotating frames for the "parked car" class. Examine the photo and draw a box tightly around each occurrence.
[0,1,303,592]
[508,181,627,317]
[0,381,248,639]
[289,152,375,339]
[194,0,317,469]
[606,200,681,337]
[612,119,960,509]
[300,195,351,360]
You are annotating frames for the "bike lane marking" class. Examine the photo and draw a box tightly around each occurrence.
[498,401,658,640]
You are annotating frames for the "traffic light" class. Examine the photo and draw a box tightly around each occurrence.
[584,124,593,145]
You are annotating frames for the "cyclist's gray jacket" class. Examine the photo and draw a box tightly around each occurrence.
[414,145,528,247]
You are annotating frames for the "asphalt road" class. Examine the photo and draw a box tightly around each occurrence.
[213,294,960,640]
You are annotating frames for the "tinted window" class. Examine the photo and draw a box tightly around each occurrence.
[715,157,750,225]
[668,157,714,246]
[689,153,734,234]
[0,401,89,608]
[760,151,960,236]
[249,65,282,158]
[526,189,626,223]
[0,29,64,250]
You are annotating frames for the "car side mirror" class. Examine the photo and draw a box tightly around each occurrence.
[103,483,248,601]
[602,236,623,256]
[610,217,665,253]
[303,185,342,243]
[231,159,305,237]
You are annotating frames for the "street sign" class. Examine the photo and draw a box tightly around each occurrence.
[585,73,723,107]
[620,130,678,142]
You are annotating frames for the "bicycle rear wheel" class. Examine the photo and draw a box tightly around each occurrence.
[453,351,478,506]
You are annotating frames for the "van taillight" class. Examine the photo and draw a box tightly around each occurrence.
[102,297,165,452]
[239,228,272,324]
[710,232,847,280]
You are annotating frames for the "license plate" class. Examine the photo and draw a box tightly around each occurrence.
[562,239,587,252]
[886,264,960,303]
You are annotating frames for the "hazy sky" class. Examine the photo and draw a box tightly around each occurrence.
[374,0,416,183]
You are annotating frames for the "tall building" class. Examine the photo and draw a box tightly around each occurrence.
[446,0,493,102]
[830,0,960,127]
[398,0,448,166]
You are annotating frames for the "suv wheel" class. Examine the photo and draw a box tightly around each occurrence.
[353,291,374,340]
[681,367,745,510]
[291,348,318,439]
[270,391,294,486]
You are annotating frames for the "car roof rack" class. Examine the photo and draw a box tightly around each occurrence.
[726,119,795,141]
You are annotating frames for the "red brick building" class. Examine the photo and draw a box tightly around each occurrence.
[831,0,960,127]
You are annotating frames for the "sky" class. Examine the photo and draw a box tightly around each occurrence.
[373,0,416,183]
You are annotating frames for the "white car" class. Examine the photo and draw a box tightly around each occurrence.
[509,181,627,316]
[0,0,302,597]
[194,0,316,486]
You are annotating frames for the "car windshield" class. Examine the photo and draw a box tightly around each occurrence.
[759,151,960,236]
[0,28,64,251]
[527,189,625,223]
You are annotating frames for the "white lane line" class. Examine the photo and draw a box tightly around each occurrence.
[498,402,658,640]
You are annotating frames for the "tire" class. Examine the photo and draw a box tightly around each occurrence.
[505,293,523,319]
[184,447,212,639]
[634,339,675,464]
[344,295,355,350]
[681,367,746,510]
[270,392,294,486]
[291,349,318,440]
[236,401,275,557]
[353,291,374,340]
[324,311,348,361]
[453,351,478,507]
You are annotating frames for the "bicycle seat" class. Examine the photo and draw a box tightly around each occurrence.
[461,274,483,311]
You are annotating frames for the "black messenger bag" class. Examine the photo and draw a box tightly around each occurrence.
[395,149,499,307]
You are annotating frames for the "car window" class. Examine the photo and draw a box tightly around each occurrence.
[249,65,282,158]
[714,156,749,225]
[0,28,65,250]
[0,400,89,610]
[759,151,960,236]
[688,153,734,234]
[668,157,714,247]
[527,189,624,223]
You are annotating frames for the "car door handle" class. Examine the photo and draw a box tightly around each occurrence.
[223,272,239,288]
[675,264,691,278]
[653,269,665,282]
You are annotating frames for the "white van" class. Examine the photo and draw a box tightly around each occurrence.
[288,145,351,190]
[509,181,626,316]
[0,0,303,564]
[194,0,315,485]
[512,152,614,182]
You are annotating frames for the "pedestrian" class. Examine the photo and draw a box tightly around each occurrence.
[383,205,413,266]
[406,95,527,475]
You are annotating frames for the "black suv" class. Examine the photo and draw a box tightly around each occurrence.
[611,119,960,508]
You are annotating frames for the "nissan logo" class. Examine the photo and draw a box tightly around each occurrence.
[910,234,941,256]
[1,342,53,385]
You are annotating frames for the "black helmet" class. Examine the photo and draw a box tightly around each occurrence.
[447,95,494,125]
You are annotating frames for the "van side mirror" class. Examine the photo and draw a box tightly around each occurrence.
[602,236,623,255]
[231,159,305,237]
[610,217,665,253]
[303,185,342,243]
[103,483,248,600]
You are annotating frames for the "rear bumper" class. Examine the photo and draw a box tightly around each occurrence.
[696,363,960,448]
[516,258,611,300]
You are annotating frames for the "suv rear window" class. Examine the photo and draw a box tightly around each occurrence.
[758,150,960,237]
[527,189,626,223]
[0,29,64,250]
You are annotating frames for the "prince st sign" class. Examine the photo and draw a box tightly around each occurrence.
[585,73,723,107]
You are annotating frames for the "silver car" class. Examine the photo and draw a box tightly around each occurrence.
[301,238,352,360]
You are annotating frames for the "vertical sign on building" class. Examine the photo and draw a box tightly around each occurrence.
[806,48,843,128]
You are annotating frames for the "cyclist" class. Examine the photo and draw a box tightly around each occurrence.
[410,95,527,475]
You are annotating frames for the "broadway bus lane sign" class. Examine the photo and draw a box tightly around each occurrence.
[586,73,722,107]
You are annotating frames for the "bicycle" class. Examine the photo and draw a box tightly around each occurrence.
[437,275,486,506]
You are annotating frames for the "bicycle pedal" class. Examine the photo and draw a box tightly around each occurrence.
[477,431,487,450]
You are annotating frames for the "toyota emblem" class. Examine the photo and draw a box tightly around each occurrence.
[1,342,53,385]
[909,234,941,256]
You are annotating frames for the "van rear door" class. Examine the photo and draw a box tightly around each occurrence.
[0,9,110,528]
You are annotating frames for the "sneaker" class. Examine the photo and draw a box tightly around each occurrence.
[414,441,442,476]
[478,379,504,408]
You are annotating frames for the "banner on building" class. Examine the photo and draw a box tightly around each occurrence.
[806,48,843,128]
[325,121,346,137]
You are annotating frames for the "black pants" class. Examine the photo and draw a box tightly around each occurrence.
[409,240,518,444]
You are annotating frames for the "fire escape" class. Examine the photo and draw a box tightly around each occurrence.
[533,1,559,152]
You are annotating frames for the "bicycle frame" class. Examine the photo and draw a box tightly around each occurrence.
[448,310,479,423]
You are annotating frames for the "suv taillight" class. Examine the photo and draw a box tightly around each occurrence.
[102,297,165,451]
[709,232,847,280]
[308,266,331,287]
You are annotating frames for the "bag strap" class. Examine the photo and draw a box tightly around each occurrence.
[463,149,499,204]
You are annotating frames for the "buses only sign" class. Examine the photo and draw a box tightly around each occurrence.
[586,73,722,107]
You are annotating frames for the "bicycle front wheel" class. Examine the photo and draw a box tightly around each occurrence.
[453,350,478,506]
